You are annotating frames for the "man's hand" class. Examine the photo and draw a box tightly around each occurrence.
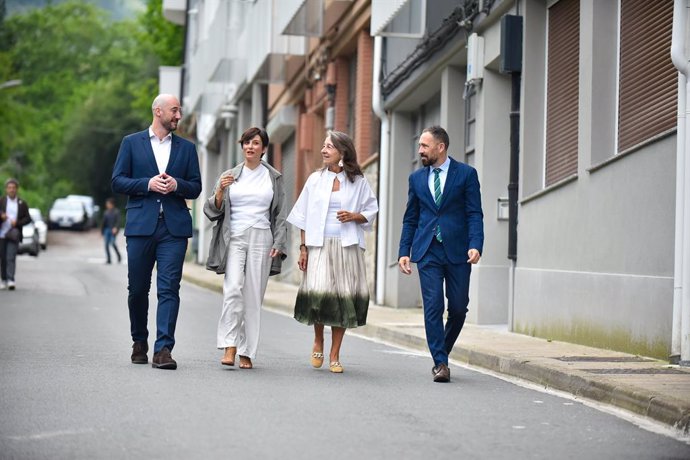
[467,249,481,264]
[149,173,177,194]
[398,256,412,275]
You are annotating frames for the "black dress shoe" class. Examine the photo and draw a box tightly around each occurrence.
[131,341,149,364]
[152,347,177,370]
[432,363,450,383]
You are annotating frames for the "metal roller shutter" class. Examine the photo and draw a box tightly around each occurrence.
[618,0,676,152]
[545,0,580,187]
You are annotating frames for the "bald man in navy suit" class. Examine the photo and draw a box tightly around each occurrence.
[112,94,202,370]
[398,126,484,383]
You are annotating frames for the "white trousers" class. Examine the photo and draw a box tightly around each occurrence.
[217,227,273,359]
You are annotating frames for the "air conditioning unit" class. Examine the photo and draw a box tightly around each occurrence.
[467,33,485,82]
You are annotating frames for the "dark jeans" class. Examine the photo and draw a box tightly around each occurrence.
[103,228,121,263]
[0,237,18,282]
[126,218,188,353]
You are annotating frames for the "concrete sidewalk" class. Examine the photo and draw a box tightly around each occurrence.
[182,261,690,434]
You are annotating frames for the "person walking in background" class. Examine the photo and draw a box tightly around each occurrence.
[204,127,287,370]
[0,178,31,291]
[398,126,484,383]
[287,131,378,374]
[102,197,122,264]
[111,93,202,370]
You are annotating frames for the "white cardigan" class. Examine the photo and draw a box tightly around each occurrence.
[287,169,378,249]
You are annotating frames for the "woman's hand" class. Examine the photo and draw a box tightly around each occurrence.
[219,173,235,190]
[298,250,308,271]
[214,174,234,208]
[336,210,366,224]
[270,248,282,258]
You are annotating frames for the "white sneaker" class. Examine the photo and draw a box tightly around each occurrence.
[7,281,15,290]
[0,281,6,290]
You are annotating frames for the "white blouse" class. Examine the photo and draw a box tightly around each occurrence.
[228,164,273,235]
[287,169,378,249]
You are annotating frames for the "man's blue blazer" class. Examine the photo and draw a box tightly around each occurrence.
[398,157,484,264]
[111,130,202,238]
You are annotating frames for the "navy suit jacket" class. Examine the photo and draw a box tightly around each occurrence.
[111,130,202,238]
[398,157,484,264]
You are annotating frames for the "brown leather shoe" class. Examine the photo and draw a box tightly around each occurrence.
[432,363,450,383]
[131,341,149,364]
[221,347,236,366]
[152,347,177,370]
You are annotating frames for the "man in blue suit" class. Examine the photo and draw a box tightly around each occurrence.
[112,94,202,370]
[398,126,484,382]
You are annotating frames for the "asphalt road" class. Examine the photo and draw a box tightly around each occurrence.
[1,230,689,459]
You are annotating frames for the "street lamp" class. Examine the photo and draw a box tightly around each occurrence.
[0,79,22,90]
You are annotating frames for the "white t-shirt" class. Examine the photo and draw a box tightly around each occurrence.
[228,164,274,235]
[324,190,342,238]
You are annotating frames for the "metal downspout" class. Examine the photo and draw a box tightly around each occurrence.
[373,36,390,305]
[671,0,690,365]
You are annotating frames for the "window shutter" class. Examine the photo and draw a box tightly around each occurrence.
[618,0,676,152]
[545,0,580,186]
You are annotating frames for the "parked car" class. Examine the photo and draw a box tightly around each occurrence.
[66,195,99,228]
[49,198,87,230]
[29,207,48,249]
[18,221,40,256]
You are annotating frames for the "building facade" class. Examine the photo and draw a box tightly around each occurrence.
[164,0,688,361]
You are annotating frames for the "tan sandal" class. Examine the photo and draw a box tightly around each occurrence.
[329,362,343,373]
[311,352,324,368]
[221,347,236,366]
[239,355,253,369]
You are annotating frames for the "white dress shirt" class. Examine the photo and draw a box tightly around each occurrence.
[149,127,172,174]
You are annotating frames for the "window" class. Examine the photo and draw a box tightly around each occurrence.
[617,0,676,153]
[347,54,357,139]
[464,84,477,158]
[544,0,580,186]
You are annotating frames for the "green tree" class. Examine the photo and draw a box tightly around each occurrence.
[0,0,184,211]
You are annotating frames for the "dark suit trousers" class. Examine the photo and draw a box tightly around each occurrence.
[417,238,471,366]
[126,217,187,353]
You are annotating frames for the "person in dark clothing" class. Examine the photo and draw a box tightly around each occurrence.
[102,197,121,264]
[0,178,31,290]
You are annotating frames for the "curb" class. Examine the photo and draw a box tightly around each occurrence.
[183,270,690,434]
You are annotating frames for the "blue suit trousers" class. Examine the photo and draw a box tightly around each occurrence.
[126,217,187,353]
[417,238,471,366]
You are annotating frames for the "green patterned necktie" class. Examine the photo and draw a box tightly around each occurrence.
[433,168,442,242]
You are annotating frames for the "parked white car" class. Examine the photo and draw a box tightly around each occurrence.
[29,207,48,249]
[66,195,99,228]
[49,198,87,230]
[18,221,39,256]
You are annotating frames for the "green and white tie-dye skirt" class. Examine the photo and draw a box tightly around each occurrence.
[294,237,369,328]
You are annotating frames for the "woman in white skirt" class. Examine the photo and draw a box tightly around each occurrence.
[287,131,378,373]
[204,127,287,369]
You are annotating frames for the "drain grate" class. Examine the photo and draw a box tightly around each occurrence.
[585,368,689,375]
[555,356,652,363]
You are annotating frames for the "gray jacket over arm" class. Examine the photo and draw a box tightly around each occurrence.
[203,160,287,275]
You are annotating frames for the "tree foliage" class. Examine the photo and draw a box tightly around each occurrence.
[0,0,184,211]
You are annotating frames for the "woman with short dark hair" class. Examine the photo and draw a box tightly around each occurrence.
[204,127,287,369]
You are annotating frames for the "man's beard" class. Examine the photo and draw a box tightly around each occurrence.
[163,119,178,132]
[421,156,432,166]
